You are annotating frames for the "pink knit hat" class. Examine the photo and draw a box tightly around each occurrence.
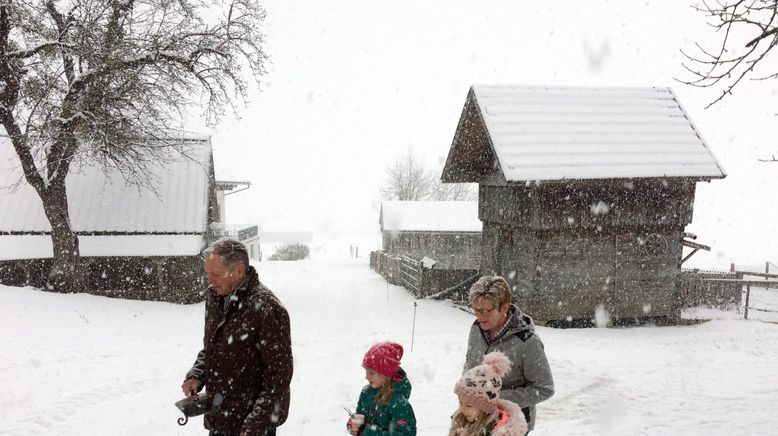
[362,342,403,381]
[454,352,512,416]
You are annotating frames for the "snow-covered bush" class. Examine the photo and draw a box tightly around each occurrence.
[268,243,310,261]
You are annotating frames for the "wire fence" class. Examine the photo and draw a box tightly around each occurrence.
[741,276,778,323]
[681,264,778,323]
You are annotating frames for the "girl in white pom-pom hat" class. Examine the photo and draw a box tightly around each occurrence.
[449,351,528,436]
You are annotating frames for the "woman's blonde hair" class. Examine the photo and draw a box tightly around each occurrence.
[468,275,511,308]
[448,410,495,436]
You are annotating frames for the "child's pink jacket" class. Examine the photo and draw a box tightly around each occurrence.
[451,399,528,436]
[492,399,528,436]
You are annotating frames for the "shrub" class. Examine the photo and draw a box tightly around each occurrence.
[268,243,309,261]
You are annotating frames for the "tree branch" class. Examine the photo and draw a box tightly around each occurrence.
[678,0,778,107]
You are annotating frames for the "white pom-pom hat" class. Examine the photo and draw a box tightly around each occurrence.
[454,351,512,416]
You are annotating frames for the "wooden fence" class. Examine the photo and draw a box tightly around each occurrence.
[400,255,422,295]
[371,250,479,298]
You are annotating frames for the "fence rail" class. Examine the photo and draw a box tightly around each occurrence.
[692,277,778,322]
[737,272,778,321]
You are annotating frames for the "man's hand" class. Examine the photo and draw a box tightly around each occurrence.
[181,378,202,396]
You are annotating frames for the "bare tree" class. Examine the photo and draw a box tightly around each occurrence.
[0,0,267,291]
[429,176,477,201]
[680,0,778,108]
[380,149,434,201]
[380,149,476,201]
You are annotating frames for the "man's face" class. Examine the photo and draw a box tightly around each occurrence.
[204,254,246,296]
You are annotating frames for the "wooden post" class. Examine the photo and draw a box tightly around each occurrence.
[744,283,750,320]
[411,301,417,352]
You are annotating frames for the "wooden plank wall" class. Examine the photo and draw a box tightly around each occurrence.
[0,256,205,303]
[382,231,482,269]
[479,180,695,229]
[480,180,692,321]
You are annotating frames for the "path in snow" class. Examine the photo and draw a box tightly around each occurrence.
[1,256,777,435]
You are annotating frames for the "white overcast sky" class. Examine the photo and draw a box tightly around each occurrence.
[192,0,778,269]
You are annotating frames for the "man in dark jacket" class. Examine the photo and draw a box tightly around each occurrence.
[182,239,293,436]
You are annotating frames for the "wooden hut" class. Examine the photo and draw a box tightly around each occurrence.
[378,201,481,296]
[380,200,481,268]
[441,85,726,322]
[0,136,220,302]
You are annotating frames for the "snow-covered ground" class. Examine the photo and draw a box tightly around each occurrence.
[2,254,778,435]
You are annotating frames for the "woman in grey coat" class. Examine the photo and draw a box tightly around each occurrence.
[463,276,555,433]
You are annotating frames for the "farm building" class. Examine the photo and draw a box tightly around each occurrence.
[211,180,262,261]
[0,135,224,303]
[377,200,482,296]
[441,85,726,322]
[380,200,481,268]
[236,224,262,261]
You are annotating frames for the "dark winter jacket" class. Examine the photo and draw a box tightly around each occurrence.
[355,367,417,436]
[463,305,554,431]
[185,266,293,435]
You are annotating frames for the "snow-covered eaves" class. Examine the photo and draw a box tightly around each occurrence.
[0,235,204,261]
[444,85,726,183]
[0,136,212,234]
[380,201,481,232]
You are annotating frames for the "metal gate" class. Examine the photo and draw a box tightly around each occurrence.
[685,272,778,322]
[738,270,778,321]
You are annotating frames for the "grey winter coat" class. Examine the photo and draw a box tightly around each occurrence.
[463,305,554,431]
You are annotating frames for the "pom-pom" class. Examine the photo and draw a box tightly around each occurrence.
[481,351,511,377]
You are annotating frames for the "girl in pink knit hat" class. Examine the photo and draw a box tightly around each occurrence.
[449,351,528,436]
[346,342,417,435]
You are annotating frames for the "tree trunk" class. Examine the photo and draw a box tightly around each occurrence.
[39,182,84,293]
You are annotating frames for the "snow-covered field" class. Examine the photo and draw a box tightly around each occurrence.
[2,254,778,435]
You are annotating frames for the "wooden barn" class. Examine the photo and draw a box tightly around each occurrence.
[441,85,726,322]
[380,200,481,268]
[0,135,222,303]
[378,201,481,296]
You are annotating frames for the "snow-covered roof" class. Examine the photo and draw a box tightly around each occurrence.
[0,136,212,234]
[0,235,204,261]
[379,201,481,232]
[442,85,726,183]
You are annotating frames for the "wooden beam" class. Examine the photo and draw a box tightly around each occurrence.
[736,271,778,279]
[682,239,711,251]
[699,278,778,288]
[681,248,700,264]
